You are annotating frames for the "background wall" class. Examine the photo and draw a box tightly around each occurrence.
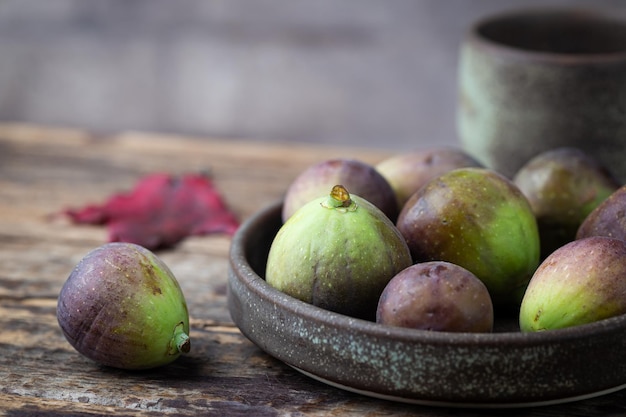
[1,0,624,150]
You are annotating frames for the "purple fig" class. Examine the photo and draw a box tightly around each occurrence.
[282,158,398,222]
[57,242,190,370]
[513,147,619,258]
[376,261,493,333]
[376,147,482,209]
[577,184,626,241]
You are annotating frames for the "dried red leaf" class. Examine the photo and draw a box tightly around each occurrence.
[64,172,239,249]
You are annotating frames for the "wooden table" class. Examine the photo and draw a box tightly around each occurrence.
[1,124,624,416]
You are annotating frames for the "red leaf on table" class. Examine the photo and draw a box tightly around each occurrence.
[64,172,239,249]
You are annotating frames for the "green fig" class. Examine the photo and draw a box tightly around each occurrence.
[266,185,412,320]
[376,147,482,209]
[57,242,190,370]
[519,237,626,331]
[396,167,540,308]
[513,147,619,258]
[577,185,626,241]
[376,261,494,333]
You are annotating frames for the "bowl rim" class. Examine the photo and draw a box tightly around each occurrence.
[230,200,626,347]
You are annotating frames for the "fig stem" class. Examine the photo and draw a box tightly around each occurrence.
[321,185,357,212]
[331,184,351,206]
[170,322,191,354]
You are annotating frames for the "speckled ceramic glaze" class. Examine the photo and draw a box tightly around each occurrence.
[457,9,626,181]
[227,202,626,407]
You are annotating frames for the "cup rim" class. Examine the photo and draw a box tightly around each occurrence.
[467,7,626,63]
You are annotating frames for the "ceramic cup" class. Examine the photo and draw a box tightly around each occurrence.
[457,8,626,181]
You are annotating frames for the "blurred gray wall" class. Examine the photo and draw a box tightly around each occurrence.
[1,0,624,149]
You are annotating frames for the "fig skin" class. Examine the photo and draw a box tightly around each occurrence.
[376,147,482,209]
[513,147,619,259]
[57,242,190,370]
[519,236,626,332]
[376,261,493,333]
[577,185,626,241]
[267,185,412,320]
[396,167,540,308]
[282,158,398,223]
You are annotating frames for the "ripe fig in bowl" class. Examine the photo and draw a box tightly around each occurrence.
[57,242,190,370]
[519,236,626,331]
[266,185,412,320]
[513,147,619,258]
[376,147,482,209]
[577,185,626,241]
[282,158,398,222]
[376,261,493,333]
[396,167,540,308]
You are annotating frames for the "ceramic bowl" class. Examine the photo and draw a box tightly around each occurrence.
[227,201,626,408]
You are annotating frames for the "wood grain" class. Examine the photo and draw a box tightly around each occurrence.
[0,123,624,416]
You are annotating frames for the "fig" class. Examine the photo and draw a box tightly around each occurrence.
[577,185,626,241]
[376,261,493,333]
[513,147,619,258]
[57,242,190,370]
[519,236,626,331]
[266,185,412,320]
[396,167,540,308]
[282,158,398,223]
[376,147,482,209]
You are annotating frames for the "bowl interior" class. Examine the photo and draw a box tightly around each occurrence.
[234,200,626,340]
